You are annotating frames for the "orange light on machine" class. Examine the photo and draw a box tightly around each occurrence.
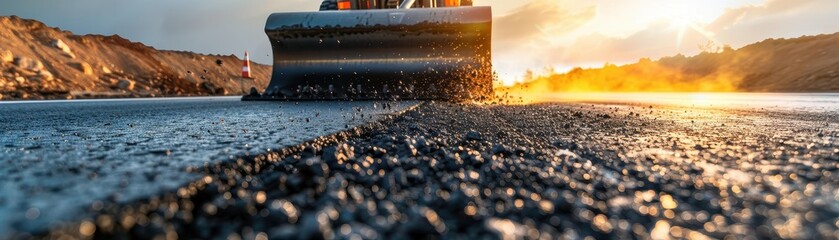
[444,0,460,7]
[338,0,352,10]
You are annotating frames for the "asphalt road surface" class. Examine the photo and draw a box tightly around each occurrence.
[4,94,839,239]
[0,97,418,237]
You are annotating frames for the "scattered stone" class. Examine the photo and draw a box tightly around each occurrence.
[37,70,54,81]
[104,77,118,85]
[115,79,135,91]
[14,76,26,84]
[465,130,482,141]
[16,68,39,78]
[69,62,93,75]
[11,89,27,99]
[52,39,75,58]
[14,57,43,72]
[26,101,839,239]
[101,66,112,74]
[0,49,13,63]
[492,144,511,155]
[201,82,216,93]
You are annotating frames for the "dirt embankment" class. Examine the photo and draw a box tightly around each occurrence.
[512,32,839,93]
[0,16,271,100]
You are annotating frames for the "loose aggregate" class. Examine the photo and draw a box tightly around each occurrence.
[37,100,839,239]
[0,97,418,238]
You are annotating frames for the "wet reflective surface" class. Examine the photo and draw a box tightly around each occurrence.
[34,93,837,239]
[0,97,417,236]
[483,99,839,239]
[4,94,839,239]
[515,93,839,111]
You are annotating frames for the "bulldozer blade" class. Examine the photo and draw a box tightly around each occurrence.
[246,6,492,101]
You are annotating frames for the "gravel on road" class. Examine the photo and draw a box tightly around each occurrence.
[39,101,839,239]
[0,97,418,238]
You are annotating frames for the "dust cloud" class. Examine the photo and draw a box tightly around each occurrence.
[494,31,839,103]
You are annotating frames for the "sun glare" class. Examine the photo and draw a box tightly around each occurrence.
[661,2,718,48]
[689,93,713,106]
[666,3,699,29]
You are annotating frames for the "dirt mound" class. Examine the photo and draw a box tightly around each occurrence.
[513,32,839,93]
[0,16,271,100]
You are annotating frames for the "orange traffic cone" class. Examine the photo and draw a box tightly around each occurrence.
[242,51,252,79]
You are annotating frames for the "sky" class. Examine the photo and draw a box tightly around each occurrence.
[1,0,838,84]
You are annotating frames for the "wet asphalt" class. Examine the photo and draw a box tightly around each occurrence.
[0,97,418,238]
[26,98,839,239]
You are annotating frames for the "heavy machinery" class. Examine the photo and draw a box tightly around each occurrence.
[243,0,492,101]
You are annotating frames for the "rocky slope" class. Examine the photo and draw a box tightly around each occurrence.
[514,32,839,92]
[0,16,271,100]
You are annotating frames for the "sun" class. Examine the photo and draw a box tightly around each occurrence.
[662,2,717,48]
[670,16,694,30]
[665,3,700,29]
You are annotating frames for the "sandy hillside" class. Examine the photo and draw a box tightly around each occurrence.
[514,32,839,93]
[0,16,271,100]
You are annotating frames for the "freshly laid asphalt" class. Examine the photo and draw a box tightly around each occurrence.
[0,97,418,238]
[0,96,839,239]
[29,95,839,239]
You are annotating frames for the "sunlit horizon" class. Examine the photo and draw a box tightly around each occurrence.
[3,0,838,84]
[485,0,837,84]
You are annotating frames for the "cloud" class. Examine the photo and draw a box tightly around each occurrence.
[551,20,711,65]
[2,0,837,79]
[708,0,808,32]
[501,0,839,81]
[490,0,597,79]
[708,0,839,47]
[492,0,595,45]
